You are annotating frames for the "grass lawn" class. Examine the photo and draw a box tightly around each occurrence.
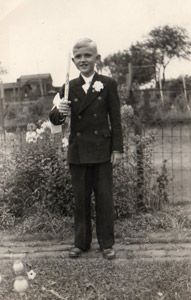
[1,257,191,300]
[0,205,191,300]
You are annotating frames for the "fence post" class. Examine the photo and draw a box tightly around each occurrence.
[0,81,5,136]
[158,68,164,105]
[135,121,144,209]
[126,63,133,97]
[126,64,145,209]
[181,75,190,110]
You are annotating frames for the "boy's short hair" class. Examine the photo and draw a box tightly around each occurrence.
[73,38,98,54]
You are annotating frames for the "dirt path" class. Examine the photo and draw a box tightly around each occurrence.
[1,233,191,261]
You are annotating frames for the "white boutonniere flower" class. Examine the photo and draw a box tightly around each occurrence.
[92,81,104,92]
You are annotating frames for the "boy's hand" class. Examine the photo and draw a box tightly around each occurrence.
[111,152,123,166]
[58,99,71,116]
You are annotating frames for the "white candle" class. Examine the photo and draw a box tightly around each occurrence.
[64,52,71,102]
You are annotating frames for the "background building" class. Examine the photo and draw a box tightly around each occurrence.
[3,73,59,102]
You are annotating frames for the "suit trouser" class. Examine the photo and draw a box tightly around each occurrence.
[70,161,114,250]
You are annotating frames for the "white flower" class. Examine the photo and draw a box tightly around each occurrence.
[13,260,24,274]
[62,137,69,148]
[41,121,52,130]
[121,104,134,117]
[157,292,163,297]
[35,121,51,138]
[92,81,104,92]
[26,131,38,143]
[27,270,36,280]
[36,128,44,135]
[14,276,29,294]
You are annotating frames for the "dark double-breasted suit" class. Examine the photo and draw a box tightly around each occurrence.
[49,72,123,250]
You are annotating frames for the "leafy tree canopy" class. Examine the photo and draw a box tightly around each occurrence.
[103,25,191,86]
[129,42,156,85]
[145,25,191,82]
[103,50,131,84]
[103,44,155,86]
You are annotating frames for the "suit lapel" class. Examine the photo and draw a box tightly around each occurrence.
[73,85,86,100]
[78,72,102,115]
[71,75,86,100]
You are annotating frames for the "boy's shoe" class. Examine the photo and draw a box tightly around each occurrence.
[69,246,90,258]
[69,247,83,258]
[102,247,116,259]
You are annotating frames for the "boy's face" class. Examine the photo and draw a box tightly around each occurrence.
[72,45,100,77]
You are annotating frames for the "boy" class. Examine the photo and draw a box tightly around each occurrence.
[49,38,123,259]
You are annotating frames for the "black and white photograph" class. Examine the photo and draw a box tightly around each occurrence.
[1,0,191,299]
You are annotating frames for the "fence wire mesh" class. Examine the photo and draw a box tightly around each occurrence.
[143,123,191,204]
[0,123,191,205]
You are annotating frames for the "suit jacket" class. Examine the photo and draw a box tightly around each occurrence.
[49,72,123,164]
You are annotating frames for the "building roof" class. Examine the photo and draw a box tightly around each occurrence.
[4,82,18,89]
[3,73,55,91]
[18,73,52,82]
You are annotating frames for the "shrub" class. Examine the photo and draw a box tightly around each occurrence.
[3,121,74,221]
[119,86,191,124]
[112,105,169,218]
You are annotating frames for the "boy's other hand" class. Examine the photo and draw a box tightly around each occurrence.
[58,99,71,116]
[111,152,123,166]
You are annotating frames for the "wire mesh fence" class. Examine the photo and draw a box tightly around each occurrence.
[143,122,191,204]
[1,122,191,205]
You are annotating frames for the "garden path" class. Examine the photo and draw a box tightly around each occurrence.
[1,232,191,262]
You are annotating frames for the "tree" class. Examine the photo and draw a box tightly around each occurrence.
[129,42,156,85]
[145,25,191,83]
[103,50,131,85]
[103,45,155,86]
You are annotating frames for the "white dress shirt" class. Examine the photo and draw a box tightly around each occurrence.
[81,72,95,93]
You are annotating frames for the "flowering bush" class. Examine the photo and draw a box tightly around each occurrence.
[3,120,74,220]
[26,121,52,143]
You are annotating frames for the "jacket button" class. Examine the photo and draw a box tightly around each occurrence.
[94,130,99,135]
[78,115,82,120]
[93,114,97,118]
[77,132,81,136]
[74,98,78,102]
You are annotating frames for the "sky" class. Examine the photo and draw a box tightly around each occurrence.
[1,0,191,86]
